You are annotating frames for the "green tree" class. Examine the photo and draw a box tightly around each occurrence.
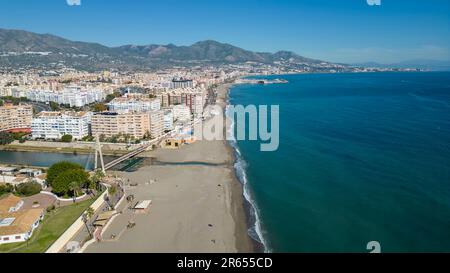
[47,161,84,188]
[0,132,14,145]
[61,134,73,143]
[52,169,89,197]
[93,103,107,112]
[105,92,121,103]
[69,181,82,197]
[90,170,105,190]
[50,101,60,111]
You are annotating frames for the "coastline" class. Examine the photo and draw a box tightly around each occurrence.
[217,83,263,253]
[85,82,255,253]
[218,83,267,253]
[0,82,260,253]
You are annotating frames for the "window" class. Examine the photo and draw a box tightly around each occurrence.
[15,236,21,240]
[3,237,9,241]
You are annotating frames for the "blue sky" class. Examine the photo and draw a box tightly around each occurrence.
[0,0,449,63]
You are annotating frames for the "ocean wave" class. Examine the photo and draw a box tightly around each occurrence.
[225,101,270,253]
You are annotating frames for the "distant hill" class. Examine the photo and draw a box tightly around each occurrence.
[354,59,450,71]
[0,28,332,71]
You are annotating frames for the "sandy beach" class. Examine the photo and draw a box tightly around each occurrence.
[86,84,254,253]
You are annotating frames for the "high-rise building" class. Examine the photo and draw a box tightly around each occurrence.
[163,110,174,132]
[0,103,33,133]
[181,91,204,117]
[160,89,204,117]
[171,78,194,89]
[91,112,150,139]
[149,110,164,139]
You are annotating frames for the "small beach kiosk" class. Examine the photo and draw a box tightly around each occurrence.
[133,200,152,214]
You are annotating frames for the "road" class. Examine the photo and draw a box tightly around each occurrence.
[30,101,52,113]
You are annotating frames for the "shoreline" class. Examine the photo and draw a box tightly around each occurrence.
[219,83,267,253]
[0,82,262,253]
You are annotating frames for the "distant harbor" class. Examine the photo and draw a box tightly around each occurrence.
[235,78,289,85]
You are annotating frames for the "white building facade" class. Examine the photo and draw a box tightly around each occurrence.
[148,110,164,139]
[107,97,161,113]
[16,86,106,108]
[31,111,91,140]
[163,110,174,132]
[172,105,192,122]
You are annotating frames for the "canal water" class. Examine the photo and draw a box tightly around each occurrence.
[0,151,119,170]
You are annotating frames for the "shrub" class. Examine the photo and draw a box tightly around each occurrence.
[93,103,107,112]
[0,183,14,196]
[50,101,60,111]
[61,134,73,143]
[46,204,56,213]
[15,182,42,197]
[0,132,14,145]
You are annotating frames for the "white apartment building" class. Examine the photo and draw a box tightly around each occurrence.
[149,110,164,139]
[16,86,105,108]
[31,111,91,140]
[107,97,161,113]
[163,110,174,132]
[172,105,192,122]
[0,87,13,97]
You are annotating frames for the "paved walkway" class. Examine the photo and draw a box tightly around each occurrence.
[22,193,56,210]
[61,186,125,252]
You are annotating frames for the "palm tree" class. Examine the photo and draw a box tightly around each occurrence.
[82,207,95,238]
[69,182,82,201]
[108,184,117,196]
[90,170,105,192]
[106,185,118,209]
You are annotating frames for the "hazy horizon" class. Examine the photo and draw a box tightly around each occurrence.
[0,0,449,64]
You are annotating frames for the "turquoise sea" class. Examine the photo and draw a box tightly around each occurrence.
[228,72,450,253]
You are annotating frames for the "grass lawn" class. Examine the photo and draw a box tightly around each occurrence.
[0,198,96,253]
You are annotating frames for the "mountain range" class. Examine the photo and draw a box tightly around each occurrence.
[0,28,327,71]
